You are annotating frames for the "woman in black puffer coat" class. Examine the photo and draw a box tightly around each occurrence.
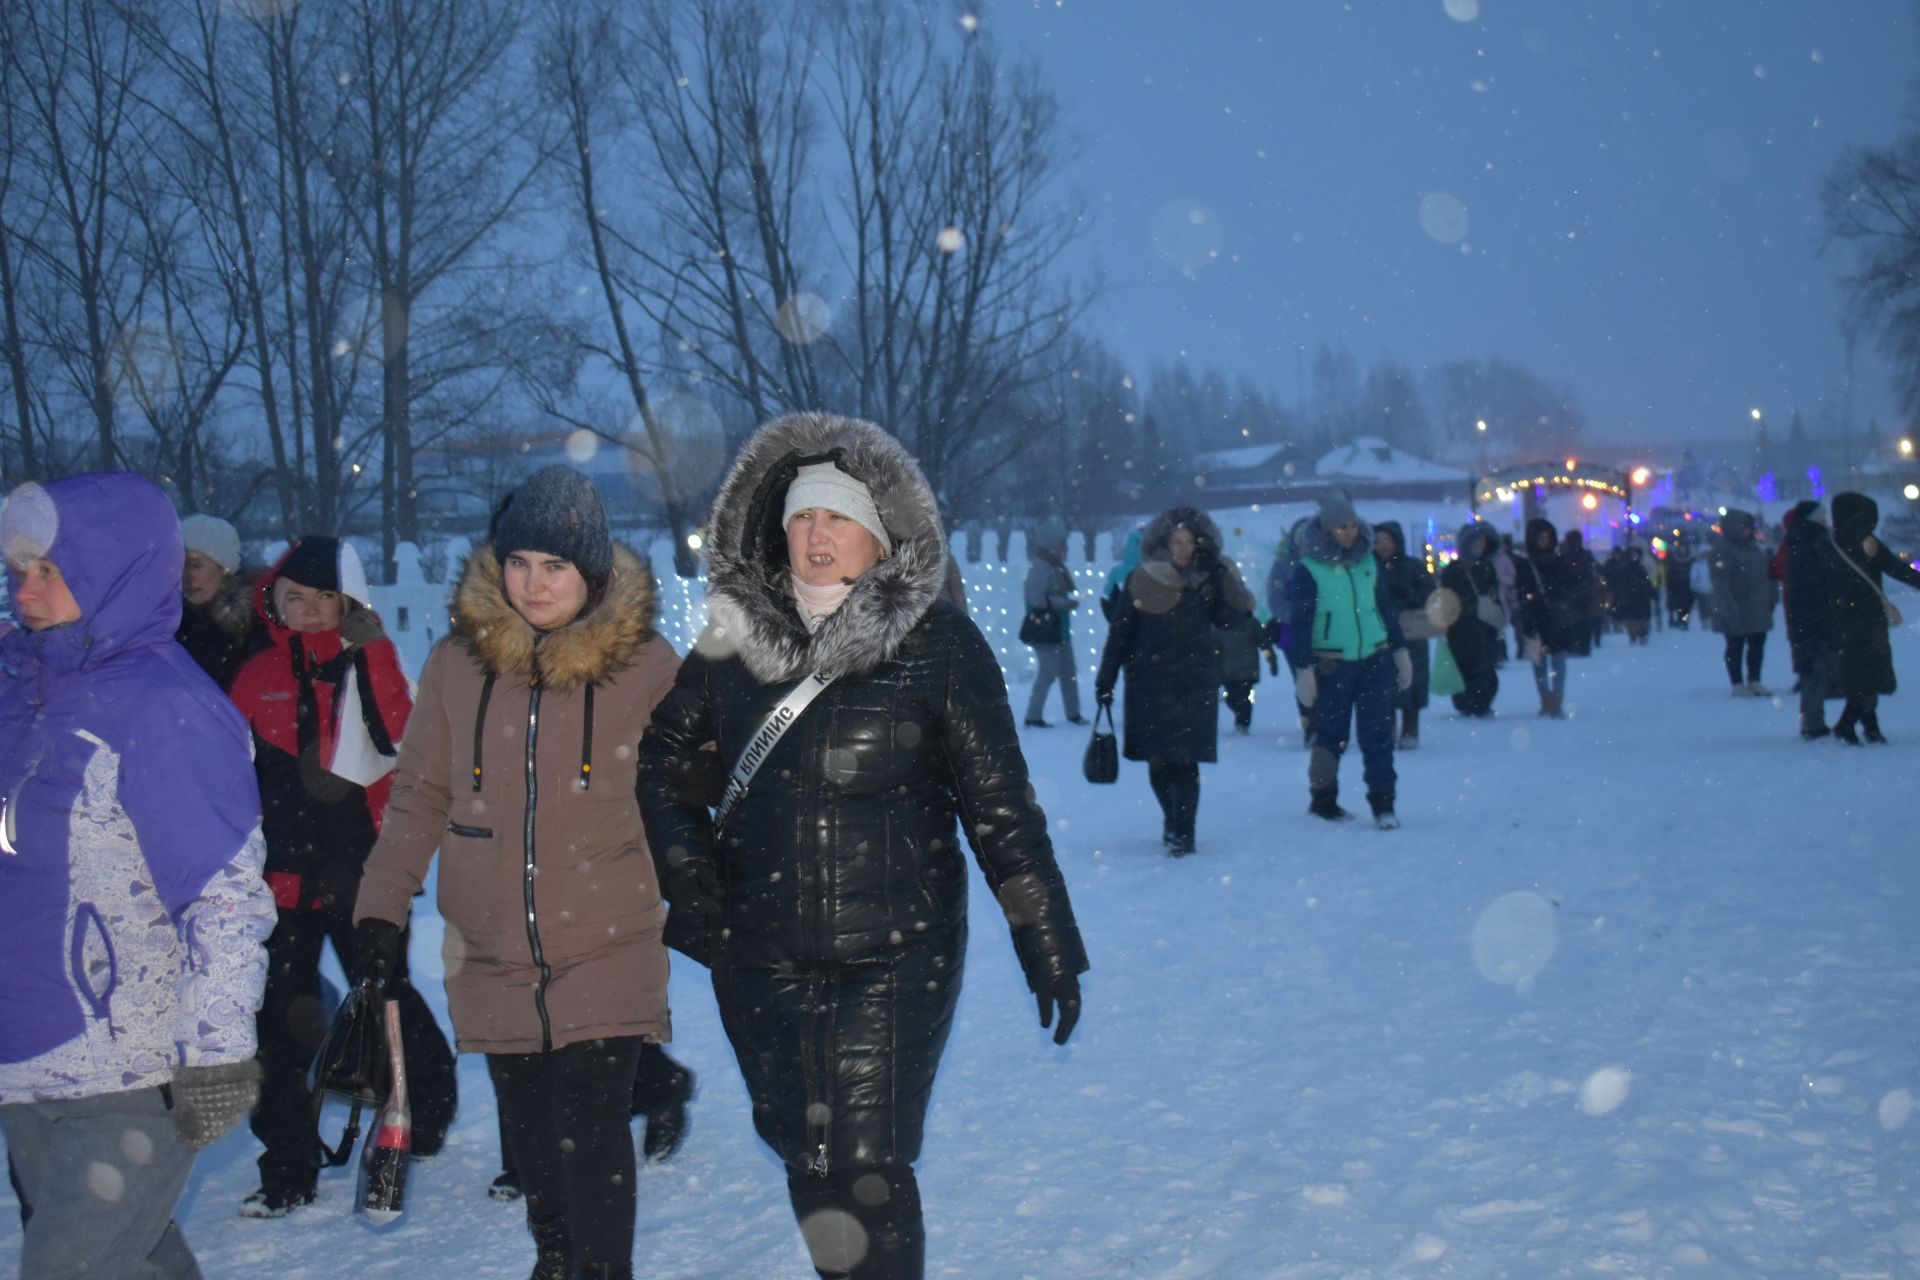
[1825,491,1920,743]
[638,413,1087,1280]
[1094,506,1253,855]
[1439,522,1502,717]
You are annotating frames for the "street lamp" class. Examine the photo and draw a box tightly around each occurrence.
[1900,437,1913,458]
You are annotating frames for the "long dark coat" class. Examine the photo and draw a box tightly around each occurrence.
[1439,523,1501,711]
[638,413,1086,1177]
[1826,493,1920,698]
[1782,506,1841,674]
[1516,518,1593,656]
[1095,507,1253,764]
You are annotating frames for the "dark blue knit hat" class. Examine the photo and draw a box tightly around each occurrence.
[492,467,613,593]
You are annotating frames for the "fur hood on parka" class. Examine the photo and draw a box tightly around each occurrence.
[451,542,657,692]
[699,412,948,684]
[192,567,259,639]
[1139,505,1226,566]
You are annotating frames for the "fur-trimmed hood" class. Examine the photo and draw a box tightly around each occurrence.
[452,541,657,691]
[189,567,259,640]
[1297,512,1374,567]
[699,412,948,683]
[1140,506,1226,566]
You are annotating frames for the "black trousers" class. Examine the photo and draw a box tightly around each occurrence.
[489,1037,644,1276]
[787,1164,925,1280]
[251,893,408,1194]
[1147,759,1200,842]
[1723,633,1766,685]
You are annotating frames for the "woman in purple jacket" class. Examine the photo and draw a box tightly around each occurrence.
[0,473,274,1280]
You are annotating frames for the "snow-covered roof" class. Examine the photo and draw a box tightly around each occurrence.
[1193,443,1291,472]
[1316,436,1471,483]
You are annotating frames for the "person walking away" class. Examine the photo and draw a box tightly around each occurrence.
[1438,522,1502,717]
[1373,521,1435,748]
[1780,500,1843,739]
[1667,537,1696,628]
[228,535,416,1216]
[1609,546,1657,644]
[1708,509,1778,697]
[1824,491,1920,744]
[0,474,274,1279]
[1287,496,1413,828]
[354,467,682,1279]
[639,414,1087,1280]
[1563,532,1604,649]
[1515,517,1591,717]
[1021,518,1083,727]
[177,513,265,689]
[1096,505,1254,854]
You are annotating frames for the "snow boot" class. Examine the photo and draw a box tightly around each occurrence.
[1398,707,1419,750]
[490,1169,524,1201]
[1799,723,1832,742]
[1746,681,1773,697]
[1309,789,1353,822]
[528,1212,570,1280]
[238,1183,316,1219]
[1540,690,1565,719]
[1022,717,1052,729]
[1368,793,1399,830]
[1864,709,1888,744]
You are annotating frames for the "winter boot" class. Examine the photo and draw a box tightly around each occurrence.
[1368,793,1399,831]
[528,1212,570,1280]
[1746,681,1773,697]
[1863,709,1887,744]
[1799,721,1832,742]
[1540,690,1565,719]
[1308,789,1353,822]
[490,1169,524,1201]
[1834,703,1862,744]
[1167,777,1199,856]
[238,1183,316,1219]
[1398,707,1419,750]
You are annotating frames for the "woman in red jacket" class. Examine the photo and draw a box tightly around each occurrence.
[227,536,414,1216]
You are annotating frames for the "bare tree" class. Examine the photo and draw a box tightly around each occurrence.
[1825,131,1920,418]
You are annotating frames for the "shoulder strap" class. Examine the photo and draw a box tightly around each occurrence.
[713,672,837,828]
[1828,525,1890,605]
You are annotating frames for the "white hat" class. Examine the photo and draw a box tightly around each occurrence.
[782,463,892,555]
[180,514,241,572]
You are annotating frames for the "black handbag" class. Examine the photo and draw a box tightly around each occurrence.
[1082,704,1119,784]
[1019,606,1060,645]
[311,976,458,1166]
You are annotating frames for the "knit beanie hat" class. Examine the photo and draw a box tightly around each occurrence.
[492,467,614,594]
[1316,494,1360,531]
[180,514,241,572]
[278,535,344,593]
[782,462,892,555]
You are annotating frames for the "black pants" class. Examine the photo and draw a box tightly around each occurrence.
[251,893,408,1195]
[497,1041,688,1177]
[489,1037,644,1277]
[1147,759,1200,845]
[1723,633,1766,686]
[787,1165,925,1280]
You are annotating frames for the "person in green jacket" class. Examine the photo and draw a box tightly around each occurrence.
[1285,495,1412,829]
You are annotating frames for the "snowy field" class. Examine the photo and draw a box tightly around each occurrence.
[7,617,1920,1278]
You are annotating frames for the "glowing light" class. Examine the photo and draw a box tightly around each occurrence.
[1581,494,1598,511]
[936,227,965,253]
[1905,484,1919,501]
[1631,467,1651,486]
[1902,438,1914,457]
[1750,407,1763,421]
[1475,419,1488,432]
[687,532,704,550]
[1564,458,1577,471]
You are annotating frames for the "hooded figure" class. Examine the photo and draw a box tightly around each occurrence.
[1824,492,1920,742]
[638,413,1086,1280]
[227,533,415,1215]
[355,465,683,1278]
[1438,521,1502,717]
[0,474,274,1278]
[1515,516,1590,716]
[1285,498,1411,826]
[1373,520,1435,745]
[1095,505,1254,852]
[1708,509,1778,696]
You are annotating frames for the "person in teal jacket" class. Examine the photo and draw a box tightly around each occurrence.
[1286,495,1412,828]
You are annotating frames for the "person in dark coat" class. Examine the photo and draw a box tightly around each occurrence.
[176,513,265,690]
[1095,505,1254,854]
[1438,522,1502,717]
[1606,546,1657,644]
[1708,509,1778,697]
[1825,491,1920,743]
[1515,517,1591,717]
[1286,496,1412,828]
[1021,517,1082,727]
[638,413,1087,1280]
[1666,537,1696,628]
[227,536,416,1216]
[1562,531,1605,649]
[1780,500,1844,739]
[1265,517,1314,744]
[1373,521,1434,747]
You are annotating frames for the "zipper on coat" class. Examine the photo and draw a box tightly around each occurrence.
[522,681,554,1052]
[803,968,832,1177]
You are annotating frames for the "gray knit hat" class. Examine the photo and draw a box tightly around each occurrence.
[492,467,614,593]
[1316,493,1360,531]
[180,514,241,572]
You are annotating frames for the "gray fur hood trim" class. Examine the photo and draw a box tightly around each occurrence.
[1298,514,1374,567]
[1139,506,1226,563]
[698,412,948,683]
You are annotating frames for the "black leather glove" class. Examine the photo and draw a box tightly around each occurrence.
[168,1059,262,1148]
[1035,974,1082,1046]
[353,917,403,988]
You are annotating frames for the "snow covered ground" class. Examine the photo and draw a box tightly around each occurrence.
[7,618,1920,1278]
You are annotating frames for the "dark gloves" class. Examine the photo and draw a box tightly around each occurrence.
[353,917,403,988]
[168,1059,262,1148]
[1035,974,1082,1046]
[339,603,387,648]
[1261,643,1281,677]
[1095,687,1114,708]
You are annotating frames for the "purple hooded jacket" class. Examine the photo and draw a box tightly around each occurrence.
[0,473,273,1103]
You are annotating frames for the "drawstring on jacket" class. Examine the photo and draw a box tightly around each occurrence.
[468,670,594,791]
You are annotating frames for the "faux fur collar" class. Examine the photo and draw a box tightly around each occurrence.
[452,542,657,691]
[699,412,947,683]
[1139,505,1227,565]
